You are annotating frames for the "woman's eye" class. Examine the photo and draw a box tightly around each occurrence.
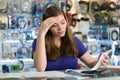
[61,21,65,24]
[52,24,57,27]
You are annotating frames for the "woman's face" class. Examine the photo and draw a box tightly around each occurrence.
[49,15,67,38]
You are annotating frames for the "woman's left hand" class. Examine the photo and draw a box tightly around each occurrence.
[100,54,109,66]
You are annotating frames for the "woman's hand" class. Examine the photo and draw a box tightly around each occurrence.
[38,17,56,36]
[100,54,109,67]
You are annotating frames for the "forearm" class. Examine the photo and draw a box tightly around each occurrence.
[80,51,97,68]
[33,33,47,72]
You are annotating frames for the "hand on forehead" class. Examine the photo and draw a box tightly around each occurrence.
[54,15,65,23]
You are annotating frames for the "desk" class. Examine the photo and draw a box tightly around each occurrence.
[0,69,120,80]
[0,70,90,80]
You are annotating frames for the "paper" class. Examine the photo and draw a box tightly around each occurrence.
[90,49,112,70]
[99,65,120,70]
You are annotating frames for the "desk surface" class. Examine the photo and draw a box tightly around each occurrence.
[0,69,120,80]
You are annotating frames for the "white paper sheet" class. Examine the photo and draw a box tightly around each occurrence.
[90,49,112,70]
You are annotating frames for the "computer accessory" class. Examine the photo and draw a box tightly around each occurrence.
[18,16,32,30]
[20,0,32,13]
[91,1,100,13]
[66,0,73,12]
[9,15,18,29]
[0,16,8,30]
[46,2,57,9]
[100,2,109,11]
[7,0,21,13]
[101,27,108,40]
[108,2,117,11]
[74,31,83,41]
[87,41,98,54]
[109,27,119,41]
[0,0,7,13]
[78,1,89,15]
[59,0,66,12]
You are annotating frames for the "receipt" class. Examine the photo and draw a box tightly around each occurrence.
[90,49,112,70]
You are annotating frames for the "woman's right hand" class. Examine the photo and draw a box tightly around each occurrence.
[38,17,56,37]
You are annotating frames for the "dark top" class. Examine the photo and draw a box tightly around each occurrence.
[32,37,87,71]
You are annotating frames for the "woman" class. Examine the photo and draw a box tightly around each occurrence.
[32,6,108,72]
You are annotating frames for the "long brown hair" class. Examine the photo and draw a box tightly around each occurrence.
[42,6,78,61]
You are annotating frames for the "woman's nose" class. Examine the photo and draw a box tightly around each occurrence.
[57,25,62,30]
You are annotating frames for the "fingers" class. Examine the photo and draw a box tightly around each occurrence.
[101,54,109,66]
[42,17,56,28]
[38,17,56,36]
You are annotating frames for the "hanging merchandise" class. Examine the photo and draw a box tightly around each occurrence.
[71,13,79,27]
[114,44,120,55]
[18,15,33,30]
[2,42,12,59]
[0,16,8,30]
[17,31,31,59]
[109,27,119,41]
[7,0,21,13]
[90,1,100,13]
[78,1,89,15]
[46,0,58,9]
[108,12,118,25]
[17,45,30,59]
[59,0,66,12]
[101,26,108,40]
[100,2,109,11]
[100,44,112,52]
[94,11,109,25]
[87,41,98,54]
[20,0,32,13]
[0,31,7,41]
[31,0,46,16]
[0,0,7,13]
[111,43,120,66]
[66,0,73,12]
[11,31,19,40]
[88,27,96,39]
[9,15,18,29]
[74,31,83,41]
[32,16,41,28]
[79,17,90,35]
[108,2,117,11]
[117,2,120,9]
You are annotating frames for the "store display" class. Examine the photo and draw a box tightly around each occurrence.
[91,1,100,13]
[109,27,119,41]
[0,0,7,13]
[71,13,78,27]
[0,16,8,30]
[59,0,66,12]
[7,0,21,13]
[100,2,109,11]
[78,1,89,15]
[11,31,19,40]
[2,42,12,59]
[87,41,98,54]
[9,15,18,29]
[20,0,32,13]
[108,2,117,11]
[46,0,57,8]
[101,27,108,40]
[66,0,73,11]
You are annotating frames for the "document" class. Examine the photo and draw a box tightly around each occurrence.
[90,49,112,71]
[81,49,112,74]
